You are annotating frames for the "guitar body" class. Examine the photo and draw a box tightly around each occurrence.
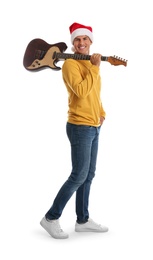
[23,38,68,71]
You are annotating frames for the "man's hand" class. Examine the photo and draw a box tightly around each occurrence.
[90,53,102,67]
[100,116,105,125]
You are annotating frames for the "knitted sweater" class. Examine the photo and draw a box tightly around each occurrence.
[62,58,106,127]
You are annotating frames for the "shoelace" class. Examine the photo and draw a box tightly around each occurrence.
[54,220,64,233]
[89,218,101,227]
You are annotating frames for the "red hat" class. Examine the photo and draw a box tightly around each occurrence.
[69,22,93,44]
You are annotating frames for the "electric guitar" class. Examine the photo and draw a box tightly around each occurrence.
[23,38,127,71]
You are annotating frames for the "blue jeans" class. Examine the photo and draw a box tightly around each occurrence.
[45,122,101,223]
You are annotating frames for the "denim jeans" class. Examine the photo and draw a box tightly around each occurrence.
[45,122,101,223]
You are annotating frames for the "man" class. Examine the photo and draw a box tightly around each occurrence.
[40,22,108,239]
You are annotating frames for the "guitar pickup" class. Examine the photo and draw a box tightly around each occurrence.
[35,50,46,60]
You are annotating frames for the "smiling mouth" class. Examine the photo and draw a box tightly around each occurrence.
[78,46,86,49]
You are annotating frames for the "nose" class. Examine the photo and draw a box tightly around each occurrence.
[79,39,84,44]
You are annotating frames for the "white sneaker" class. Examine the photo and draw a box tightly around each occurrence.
[75,218,108,232]
[40,217,69,239]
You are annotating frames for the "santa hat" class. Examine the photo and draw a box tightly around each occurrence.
[69,22,93,44]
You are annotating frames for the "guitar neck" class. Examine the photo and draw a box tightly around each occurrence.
[53,52,108,62]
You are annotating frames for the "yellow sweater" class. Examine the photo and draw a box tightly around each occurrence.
[62,58,106,127]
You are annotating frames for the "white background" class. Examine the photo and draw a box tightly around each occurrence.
[0,0,153,259]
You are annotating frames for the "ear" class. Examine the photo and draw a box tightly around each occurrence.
[71,46,76,52]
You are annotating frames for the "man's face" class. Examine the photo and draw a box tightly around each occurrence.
[73,35,92,55]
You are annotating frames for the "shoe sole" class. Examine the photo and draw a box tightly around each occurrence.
[75,228,108,232]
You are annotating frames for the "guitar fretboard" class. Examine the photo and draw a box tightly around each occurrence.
[52,51,108,61]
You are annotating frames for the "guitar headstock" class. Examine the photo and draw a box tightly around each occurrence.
[108,55,127,67]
